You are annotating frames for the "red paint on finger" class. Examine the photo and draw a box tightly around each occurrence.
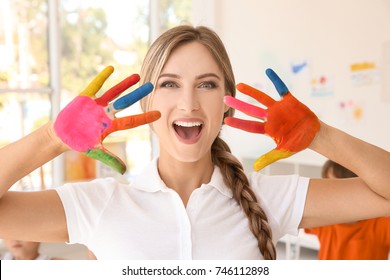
[95,74,140,106]
[224,117,265,134]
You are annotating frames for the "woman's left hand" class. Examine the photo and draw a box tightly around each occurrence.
[224,69,320,171]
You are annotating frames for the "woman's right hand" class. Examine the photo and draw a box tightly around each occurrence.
[53,66,161,174]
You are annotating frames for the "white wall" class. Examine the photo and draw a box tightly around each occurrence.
[193,0,390,166]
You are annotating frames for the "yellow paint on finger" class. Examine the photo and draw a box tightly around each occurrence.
[80,66,114,97]
[253,149,294,171]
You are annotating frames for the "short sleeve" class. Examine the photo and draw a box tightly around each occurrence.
[304,227,320,235]
[55,178,118,244]
[377,217,390,246]
[249,173,310,241]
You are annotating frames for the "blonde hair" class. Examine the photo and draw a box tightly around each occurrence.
[140,25,276,260]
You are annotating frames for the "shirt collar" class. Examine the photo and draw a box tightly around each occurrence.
[207,164,233,198]
[132,158,233,198]
[132,158,167,192]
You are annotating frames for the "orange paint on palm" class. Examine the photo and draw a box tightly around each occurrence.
[265,93,320,153]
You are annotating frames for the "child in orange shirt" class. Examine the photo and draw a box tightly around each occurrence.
[305,160,390,259]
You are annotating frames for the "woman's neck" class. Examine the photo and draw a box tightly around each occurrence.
[157,154,214,206]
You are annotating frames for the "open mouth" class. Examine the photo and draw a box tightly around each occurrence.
[173,120,203,143]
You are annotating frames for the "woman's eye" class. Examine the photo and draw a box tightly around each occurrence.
[160,81,177,88]
[199,81,217,89]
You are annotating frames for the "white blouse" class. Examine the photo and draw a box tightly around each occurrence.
[56,158,309,259]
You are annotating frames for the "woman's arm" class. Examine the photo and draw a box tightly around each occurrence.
[301,122,390,228]
[312,122,390,200]
[0,122,66,197]
[224,69,390,228]
[0,122,69,242]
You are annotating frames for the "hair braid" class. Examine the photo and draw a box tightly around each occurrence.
[212,137,276,260]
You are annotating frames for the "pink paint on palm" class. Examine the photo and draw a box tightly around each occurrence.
[54,96,113,151]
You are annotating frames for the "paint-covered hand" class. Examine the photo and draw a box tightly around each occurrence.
[224,69,320,171]
[54,66,161,174]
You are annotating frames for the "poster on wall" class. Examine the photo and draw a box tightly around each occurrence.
[310,74,334,98]
[350,61,380,87]
[289,59,311,99]
[337,99,364,123]
[289,59,334,98]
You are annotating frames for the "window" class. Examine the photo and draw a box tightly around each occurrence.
[0,0,51,190]
[0,0,192,188]
[59,0,152,182]
[60,0,192,182]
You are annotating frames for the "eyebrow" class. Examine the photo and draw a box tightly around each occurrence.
[158,73,221,80]
[196,73,221,80]
[158,73,180,79]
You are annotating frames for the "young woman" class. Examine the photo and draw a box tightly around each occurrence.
[0,25,389,260]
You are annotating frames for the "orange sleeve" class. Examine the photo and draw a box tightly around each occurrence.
[304,227,320,235]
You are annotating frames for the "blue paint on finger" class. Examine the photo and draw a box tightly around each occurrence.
[113,82,154,110]
[265,68,289,97]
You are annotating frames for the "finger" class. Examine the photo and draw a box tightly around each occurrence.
[80,66,114,98]
[224,116,265,134]
[265,68,289,97]
[85,147,126,174]
[236,83,275,107]
[101,111,161,139]
[112,82,154,111]
[95,74,140,106]
[253,149,295,171]
[224,96,267,120]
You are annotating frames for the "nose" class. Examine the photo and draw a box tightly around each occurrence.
[176,89,200,112]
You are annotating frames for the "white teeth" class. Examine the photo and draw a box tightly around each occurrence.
[174,121,203,127]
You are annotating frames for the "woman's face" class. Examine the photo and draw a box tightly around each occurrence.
[151,41,229,163]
